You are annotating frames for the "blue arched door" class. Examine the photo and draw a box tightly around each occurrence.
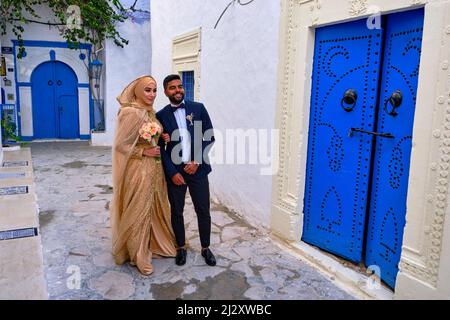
[31,61,79,139]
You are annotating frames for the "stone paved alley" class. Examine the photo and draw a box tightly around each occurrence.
[30,141,354,300]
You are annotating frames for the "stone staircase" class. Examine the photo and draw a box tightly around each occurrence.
[0,147,48,299]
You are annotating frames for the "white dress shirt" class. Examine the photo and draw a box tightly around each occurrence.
[171,101,191,163]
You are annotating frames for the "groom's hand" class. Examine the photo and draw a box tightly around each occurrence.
[162,133,170,143]
[183,161,199,175]
[171,173,186,186]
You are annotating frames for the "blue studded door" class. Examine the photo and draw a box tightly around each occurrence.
[365,9,424,289]
[31,61,79,139]
[303,8,424,288]
[302,18,383,263]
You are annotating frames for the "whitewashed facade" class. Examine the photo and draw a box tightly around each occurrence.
[151,0,450,299]
[151,0,281,230]
[91,0,152,145]
[0,1,151,144]
[271,0,450,299]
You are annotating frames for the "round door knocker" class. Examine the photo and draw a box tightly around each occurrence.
[57,80,62,86]
[384,90,403,117]
[341,89,357,112]
[48,80,53,86]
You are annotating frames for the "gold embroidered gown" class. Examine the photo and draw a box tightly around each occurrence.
[110,76,176,275]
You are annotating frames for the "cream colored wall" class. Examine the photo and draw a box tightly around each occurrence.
[172,28,201,100]
[272,0,450,299]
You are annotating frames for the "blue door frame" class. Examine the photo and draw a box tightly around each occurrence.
[12,40,93,140]
[303,8,424,288]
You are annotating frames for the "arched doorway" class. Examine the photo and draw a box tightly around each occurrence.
[31,61,79,139]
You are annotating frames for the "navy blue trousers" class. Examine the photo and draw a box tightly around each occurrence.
[167,173,211,249]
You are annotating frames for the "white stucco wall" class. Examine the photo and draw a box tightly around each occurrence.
[1,2,151,142]
[14,46,91,137]
[91,0,152,146]
[2,5,70,44]
[1,4,91,138]
[270,0,450,299]
[151,0,282,228]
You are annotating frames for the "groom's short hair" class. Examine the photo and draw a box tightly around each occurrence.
[163,74,181,90]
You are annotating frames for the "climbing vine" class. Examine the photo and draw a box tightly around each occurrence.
[0,0,133,58]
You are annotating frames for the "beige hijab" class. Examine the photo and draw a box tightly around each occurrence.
[110,75,157,248]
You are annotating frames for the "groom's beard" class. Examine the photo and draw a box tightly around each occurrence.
[168,93,184,105]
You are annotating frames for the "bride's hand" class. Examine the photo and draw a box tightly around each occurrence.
[162,133,170,143]
[143,147,160,158]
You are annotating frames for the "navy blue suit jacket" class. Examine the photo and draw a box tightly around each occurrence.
[156,100,215,180]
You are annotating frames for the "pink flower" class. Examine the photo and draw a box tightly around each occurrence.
[150,128,157,136]
[142,133,151,141]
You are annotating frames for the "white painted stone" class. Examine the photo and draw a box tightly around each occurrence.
[184,265,225,282]
[230,261,256,278]
[243,286,265,300]
[211,210,235,227]
[211,224,221,234]
[210,232,221,245]
[93,252,115,268]
[221,227,248,242]
[183,284,197,295]
[214,247,242,263]
[71,201,106,217]
[151,257,174,276]
[89,271,135,300]
[232,245,254,261]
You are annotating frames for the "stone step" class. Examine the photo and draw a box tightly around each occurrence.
[0,147,48,299]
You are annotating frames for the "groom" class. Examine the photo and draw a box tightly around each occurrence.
[156,74,216,266]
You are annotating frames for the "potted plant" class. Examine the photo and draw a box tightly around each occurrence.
[1,115,26,150]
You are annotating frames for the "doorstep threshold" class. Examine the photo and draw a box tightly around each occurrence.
[271,234,394,300]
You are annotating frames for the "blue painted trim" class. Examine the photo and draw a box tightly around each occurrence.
[49,50,56,61]
[12,40,91,50]
[12,44,22,138]
[12,39,94,139]
[87,45,94,131]
[17,82,32,87]
[21,135,92,141]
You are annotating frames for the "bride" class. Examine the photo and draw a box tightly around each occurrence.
[110,75,176,275]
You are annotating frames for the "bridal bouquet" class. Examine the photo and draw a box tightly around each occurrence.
[139,121,162,162]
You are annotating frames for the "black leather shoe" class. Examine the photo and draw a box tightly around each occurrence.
[201,248,216,266]
[175,248,187,266]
